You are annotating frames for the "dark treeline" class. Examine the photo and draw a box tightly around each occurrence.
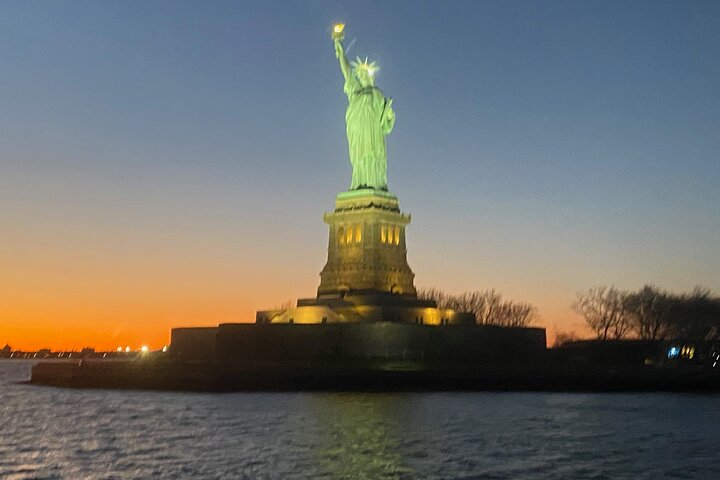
[418,288,536,327]
[573,285,720,342]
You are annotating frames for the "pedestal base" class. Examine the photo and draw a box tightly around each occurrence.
[318,189,416,296]
[257,292,474,326]
[256,189,474,326]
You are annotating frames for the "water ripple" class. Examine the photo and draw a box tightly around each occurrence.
[2,361,720,479]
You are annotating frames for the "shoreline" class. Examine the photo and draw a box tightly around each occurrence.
[28,359,720,393]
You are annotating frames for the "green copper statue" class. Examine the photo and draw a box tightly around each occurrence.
[333,24,395,191]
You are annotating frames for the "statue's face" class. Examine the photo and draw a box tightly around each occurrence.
[356,69,374,87]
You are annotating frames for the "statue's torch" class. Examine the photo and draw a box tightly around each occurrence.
[332,23,345,41]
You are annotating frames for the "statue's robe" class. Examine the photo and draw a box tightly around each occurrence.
[344,75,395,190]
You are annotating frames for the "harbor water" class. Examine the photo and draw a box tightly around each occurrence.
[1,360,719,479]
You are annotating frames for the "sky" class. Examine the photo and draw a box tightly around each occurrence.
[1,0,719,350]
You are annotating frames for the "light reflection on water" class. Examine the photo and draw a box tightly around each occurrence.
[1,360,719,479]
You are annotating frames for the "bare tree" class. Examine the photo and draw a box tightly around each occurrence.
[503,302,537,327]
[267,298,296,314]
[576,284,720,342]
[573,286,632,340]
[279,299,296,310]
[624,285,672,340]
[552,329,579,347]
[472,290,504,325]
[668,288,720,341]
[418,288,537,327]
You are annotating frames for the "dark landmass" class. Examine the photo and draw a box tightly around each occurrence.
[28,357,720,393]
[25,326,720,393]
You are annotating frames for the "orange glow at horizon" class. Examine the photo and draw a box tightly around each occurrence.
[0,239,312,351]
[0,209,591,351]
[1,254,588,351]
[1,303,584,351]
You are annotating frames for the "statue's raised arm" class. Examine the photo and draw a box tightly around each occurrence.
[332,24,351,82]
[334,39,351,83]
[331,24,394,191]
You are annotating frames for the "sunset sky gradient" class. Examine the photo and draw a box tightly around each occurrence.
[2,1,720,350]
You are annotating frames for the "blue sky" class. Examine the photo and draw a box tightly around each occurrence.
[1,0,719,342]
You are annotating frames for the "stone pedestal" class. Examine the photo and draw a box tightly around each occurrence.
[318,189,416,297]
[255,189,475,326]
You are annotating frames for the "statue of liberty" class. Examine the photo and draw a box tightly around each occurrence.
[333,24,395,191]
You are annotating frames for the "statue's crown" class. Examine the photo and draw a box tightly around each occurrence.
[351,57,378,77]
